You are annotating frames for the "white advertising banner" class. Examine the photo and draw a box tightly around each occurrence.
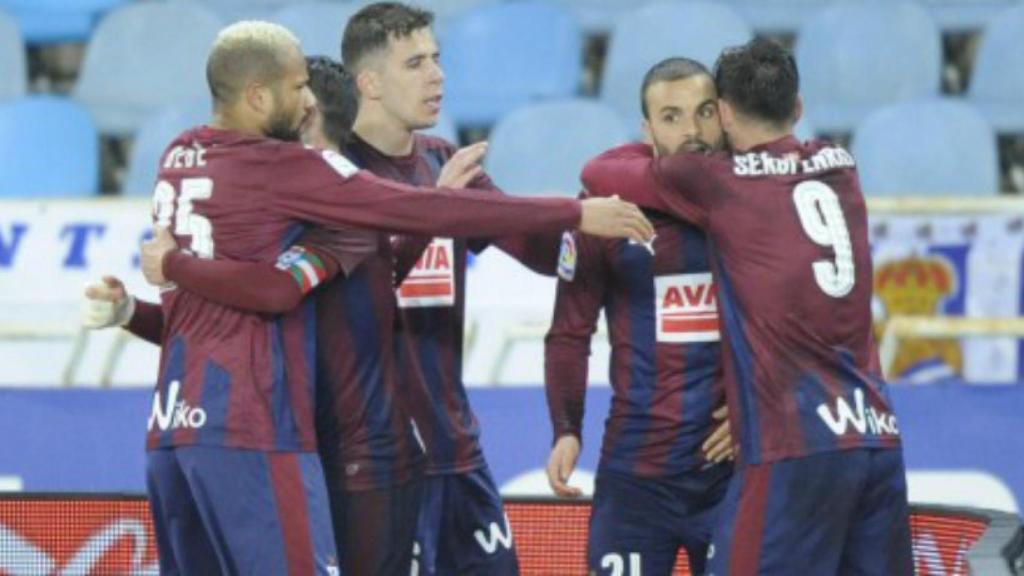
[1,200,1023,385]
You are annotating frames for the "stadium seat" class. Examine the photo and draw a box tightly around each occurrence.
[797,0,942,134]
[122,99,211,197]
[601,1,752,133]
[0,0,126,44]
[271,2,362,58]
[174,0,289,23]
[484,99,629,196]
[0,96,98,197]
[0,9,26,101]
[852,98,998,197]
[726,0,828,34]
[72,2,222,136]
[556,0,648,34]
[921,0,1017,31]
[968,3,1024,132]
[440,1,582,127]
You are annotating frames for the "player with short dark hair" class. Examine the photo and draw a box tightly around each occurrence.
[580,39,913,575]
[545,57,732,576]
[341,4,567,573]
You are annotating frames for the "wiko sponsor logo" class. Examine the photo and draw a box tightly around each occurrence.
[147,380,207,432]
[816,388,898,437]
[474,514,513,554]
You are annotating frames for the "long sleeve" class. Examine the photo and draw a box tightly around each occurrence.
[269,147,583,238]
[162,241,342,314]
[580,143,714,227]
[544,233,607,443]
[391,235,433,286]
[492,233,562,276]
[125,300,163,345]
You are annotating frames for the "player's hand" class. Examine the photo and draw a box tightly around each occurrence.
[546,434,583,498]
[140,226,177,286]
[578,196,655,243]
[81,276,135,329]
[702,404,733,464]
[437,141,487,189]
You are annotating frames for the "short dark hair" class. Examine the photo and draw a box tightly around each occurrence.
[306,56,359,148]
[714,38,799,127]
[341,2,434,73]
[640,57,711,119]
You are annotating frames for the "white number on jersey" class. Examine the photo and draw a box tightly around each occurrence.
[600,552,642,576]
[152,178,215,258]
[792,180,855,297]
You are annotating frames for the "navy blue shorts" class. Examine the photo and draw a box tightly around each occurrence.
[707,448,913,576]
[588,463,730,576]
[146,446,338,576]
[414,466,519,575]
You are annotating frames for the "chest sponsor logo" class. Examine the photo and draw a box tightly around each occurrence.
[147,380,207,432]
[654,273,720,343]
[397,238,455,308]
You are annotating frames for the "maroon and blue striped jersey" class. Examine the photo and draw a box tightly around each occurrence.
[546,211,724,477]
[580,138,901,465]
[347,133,561,475]
[146,126,581,453]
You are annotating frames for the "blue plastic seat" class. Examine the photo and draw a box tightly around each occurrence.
[441,1,582,127]
[0,9,25,101]
[0,0,126,44]
[484,99,629,196]
[72,2,222,136]
[556,0,651,34]
[122,99,211,196]
[920,0,1016,31]
[852,99,997,197]
[968,3,1024,132]
[601,1,752,133]
[0,96,98,197]
[797,0,941,134]
[272,2,363,58]
[726,0,829,34]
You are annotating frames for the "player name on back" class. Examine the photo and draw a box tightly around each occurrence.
[732,146,855,177]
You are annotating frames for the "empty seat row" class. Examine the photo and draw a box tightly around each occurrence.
[3,1,1024,137]
[0,93,1001,199]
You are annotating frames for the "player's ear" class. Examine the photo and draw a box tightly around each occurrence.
[717,98,735,132]
[791,95,804,127]
[356,69,382,101]
[641,119,654,148]
[244,81,270,116]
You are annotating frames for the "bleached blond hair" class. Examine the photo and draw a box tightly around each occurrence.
[206,20,303,105]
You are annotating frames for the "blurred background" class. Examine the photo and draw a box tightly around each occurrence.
[0,0,1022,537]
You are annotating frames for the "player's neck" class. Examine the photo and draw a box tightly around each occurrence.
[210,109,263,138]
[352,106,415,157]
[729,125,791,153]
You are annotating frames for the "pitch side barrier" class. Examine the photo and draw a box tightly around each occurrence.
[0,493,1020,575]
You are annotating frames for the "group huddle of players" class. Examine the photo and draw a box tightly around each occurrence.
[80,2,912,575]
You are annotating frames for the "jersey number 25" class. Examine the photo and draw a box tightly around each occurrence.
[152,178,214,259]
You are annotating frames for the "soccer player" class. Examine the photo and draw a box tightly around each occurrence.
[545,57,732,576]
[580,39,912,575]
[92,19,651,574]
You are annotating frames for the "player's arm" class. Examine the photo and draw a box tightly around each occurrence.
[80,276,163,345]
[269,146,655,243]
[544,233,607,497]
[140,227,347,314]
[580,143,713,227]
